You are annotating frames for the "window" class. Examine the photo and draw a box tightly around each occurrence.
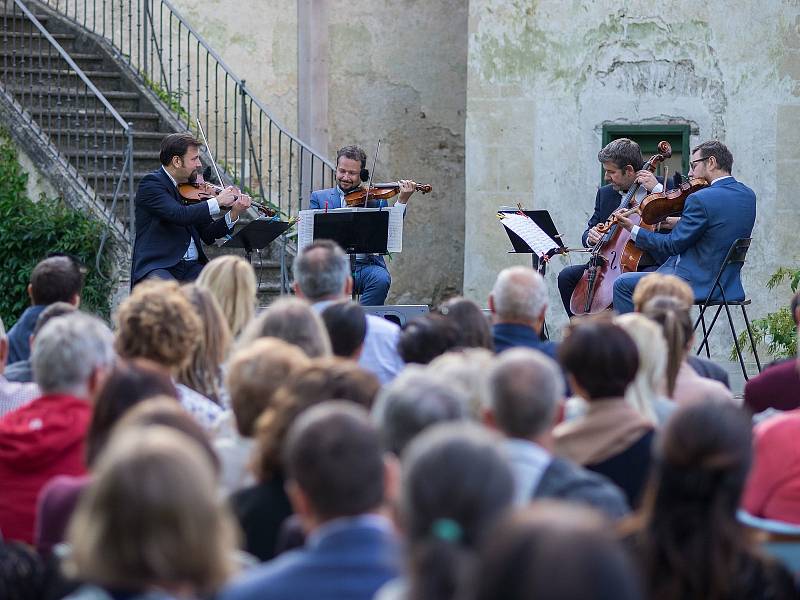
[601,124,691,185]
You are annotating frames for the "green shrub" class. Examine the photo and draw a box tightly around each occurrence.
[0,129,114,328]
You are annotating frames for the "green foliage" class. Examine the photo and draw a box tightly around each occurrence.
[0,129,114,328]
[732,267,800,361]
[143,74,190,122]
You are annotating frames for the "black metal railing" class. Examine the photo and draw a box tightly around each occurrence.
[37,0,335,220]
[1,0,134,262]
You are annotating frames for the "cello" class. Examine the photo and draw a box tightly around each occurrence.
[569,141,672,315]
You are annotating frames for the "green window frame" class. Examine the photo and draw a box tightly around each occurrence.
[601,124,691,185]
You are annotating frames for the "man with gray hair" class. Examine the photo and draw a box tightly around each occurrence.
[489,266,557,359]
[483,348,629,519]
[293,240,403,383]
[0,316,39,417]
[0,312,115,543]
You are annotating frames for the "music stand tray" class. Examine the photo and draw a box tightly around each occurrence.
[222,219,291,258]
[498,209,565,255]
[313,210,390,255]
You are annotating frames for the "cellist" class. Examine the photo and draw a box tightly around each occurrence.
[557,138,674,316]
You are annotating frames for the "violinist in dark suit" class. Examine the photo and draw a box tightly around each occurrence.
[613,140,756,314]
[309,145,415,306]
[130,133,251,285]
[557,138,671,316]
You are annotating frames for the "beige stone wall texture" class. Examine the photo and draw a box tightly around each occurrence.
[465,0,800,351]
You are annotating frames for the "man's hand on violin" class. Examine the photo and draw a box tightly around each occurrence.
[216,186,240,208]
[587,226,603,245]
[230,194,252,219]
[635,170,659,193]
[397,180,415,204]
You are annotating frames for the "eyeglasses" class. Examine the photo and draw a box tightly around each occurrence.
[689,156,710,168]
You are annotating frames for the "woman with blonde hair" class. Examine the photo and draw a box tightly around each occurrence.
[196,255,257,338]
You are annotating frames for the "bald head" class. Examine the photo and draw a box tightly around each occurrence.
[490,266,548,325]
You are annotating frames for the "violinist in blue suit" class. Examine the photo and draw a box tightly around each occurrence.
[130,132,251,285]
[612,141,756,314]
[309,145,416,306]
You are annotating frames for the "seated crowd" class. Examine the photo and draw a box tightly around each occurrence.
[0,249,799,600]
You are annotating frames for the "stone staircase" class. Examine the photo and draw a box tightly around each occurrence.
[0,3,287,303]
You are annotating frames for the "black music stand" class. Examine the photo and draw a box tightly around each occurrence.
[313,210,391,300]
[222,218,292,263]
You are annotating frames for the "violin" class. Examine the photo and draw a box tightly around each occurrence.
[343,182,432,207]
[638,177,707,225]
[178,174,276,218]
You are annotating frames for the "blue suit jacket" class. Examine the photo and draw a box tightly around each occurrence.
[633,177,756,302]
[220,520,400,600]
[130,168,232,283]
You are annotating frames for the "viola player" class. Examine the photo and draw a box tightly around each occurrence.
[309,145,416,306]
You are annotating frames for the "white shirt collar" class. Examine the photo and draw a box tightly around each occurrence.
[161,165,178,188]
[710,175,734,185]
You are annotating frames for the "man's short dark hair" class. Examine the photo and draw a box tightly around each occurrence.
[692,140,733,174]
[160,132,202,166]
[33,302,78,336]
[791,290,800,326]
[292,239,350,301]
[397,314,462,365]
[30,256,83,305]
[284,401,384,520]
[321,301,367,358]
[597,138,643,172]
[336,145,367,170]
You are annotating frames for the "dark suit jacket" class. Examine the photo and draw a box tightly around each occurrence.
[633,177,756,302]
[582,184,624,247]
[492,322,558,360]
[220,519,400,600]
[130,168,233,283]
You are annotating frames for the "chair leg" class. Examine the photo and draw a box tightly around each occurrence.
[723,301,748,381]
[697,305,723,358]
[741,305,762,374]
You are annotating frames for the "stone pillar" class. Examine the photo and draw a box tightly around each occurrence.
[297,0,329,156]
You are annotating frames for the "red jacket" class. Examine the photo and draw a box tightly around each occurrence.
[0,394,90,543]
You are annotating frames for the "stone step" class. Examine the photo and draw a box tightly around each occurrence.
[1,66,128,91]
[0,50,107,72]
[0,13,51,34]
[25,106,163,131]
[0,31,76,52]
[41,126,164,150]
[64,150,161,173]
[8,85,142,112]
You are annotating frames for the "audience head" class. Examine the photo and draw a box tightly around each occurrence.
[225,338,311,437]
[641,295,693,397]
[33,301,78,336]
[320,300,367,359]
[400,422,514,600]
[66,425,236,596]
[114,280,201,373]
[791,289,800,326]
[486,348,564,441]
[559,318,639,400]
[285,402,386,527]
[471,503,642,600]
[372,366,469,455]
[32,312,115,398]
[398,314,462,365]
[427,349,494,418]
[28,255,84,306]
[292,239,351,302]
[86,359,179,466]
[0,316,5,370]
[489,266,548,328]
[632,273,693,312]
[614,313,668,422]
[438,297,493,351]
[238,297,331,358]
[196,255,257,338]
[176,284,232,403]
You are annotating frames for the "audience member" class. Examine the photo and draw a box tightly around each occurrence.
[629,402,796,599]
[554,319,654,507]
[489,266,556,358]
[0,316,39,417]
[426,349,494,417]
[484,348,628,518]
[114,279,224,430]
[238,297,331,358]
[216,339,310,494]
[321,300,368,359]
[34,359,179,557]
[438,297,494,351]
[642,296,732,405]
[380,422,514,600]
[468,503,643,600]
[4,301,77,383]
[293,240,404,383]
[196,254,258,338]
[0,538,45,600]
[0,313,114,543]
[6,255,83,365]
[221,402,400,600]
[64,425,237,600]
[372,366,469,456]
[614,313,676,425]
[177,284,233,405]
[397,314,462,365]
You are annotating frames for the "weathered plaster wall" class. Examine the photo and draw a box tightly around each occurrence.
[466,1,800,345]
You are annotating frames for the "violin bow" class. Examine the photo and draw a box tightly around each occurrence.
[363,139,381,208]
[196,118,227,190]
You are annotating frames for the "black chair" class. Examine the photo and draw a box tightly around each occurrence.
[693,237,762,381]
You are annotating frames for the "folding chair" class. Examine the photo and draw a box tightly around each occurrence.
[693,237,762,381]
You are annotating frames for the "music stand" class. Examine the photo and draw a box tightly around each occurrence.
[222,218,291,263]
[499,209,566,272]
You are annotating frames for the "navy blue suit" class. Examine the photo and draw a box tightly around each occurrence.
[613,176,756,313]
[220,519,400,600]
[309,187,391,305]
[130,168,233,284]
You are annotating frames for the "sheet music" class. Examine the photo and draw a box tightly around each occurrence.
[297,206,404,253]
[500,213,559,255]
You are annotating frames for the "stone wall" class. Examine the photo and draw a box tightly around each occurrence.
[465,1,800,346]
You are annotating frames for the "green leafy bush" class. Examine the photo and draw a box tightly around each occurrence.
[0,129,114,328]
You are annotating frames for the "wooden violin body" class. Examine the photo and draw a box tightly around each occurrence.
[178,175,276,217]
[639,177,708,225]
[344,182,432,207]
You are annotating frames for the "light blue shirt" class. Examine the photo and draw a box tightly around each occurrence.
[503,438,553,504]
